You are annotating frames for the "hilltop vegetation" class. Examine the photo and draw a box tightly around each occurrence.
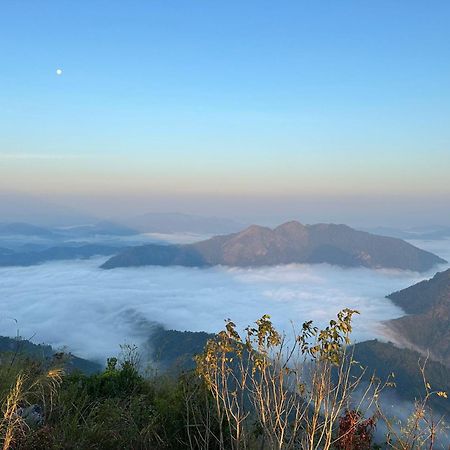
[0,311,448,449]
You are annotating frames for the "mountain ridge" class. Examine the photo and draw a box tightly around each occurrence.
[101,220,446,271]
[386,268,450,366]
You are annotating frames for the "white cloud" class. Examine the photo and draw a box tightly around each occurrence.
[2,250,448,364]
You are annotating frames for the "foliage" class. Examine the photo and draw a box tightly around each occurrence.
[0,310,447,449]
[337,410,376,450]
[194,309,380,449]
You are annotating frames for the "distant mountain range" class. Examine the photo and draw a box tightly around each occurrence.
[364,225,450,241]
[0,244,123,267]
[57,221,137,238]
[0,222,60,238]
[0,221,137,240]
[0,217,243,266]
[0,214,245,240]
[101,221,446,271]
[0,221,139,266]
[0,192,95,227]
[386,268,450,366]
[122,212,245,234]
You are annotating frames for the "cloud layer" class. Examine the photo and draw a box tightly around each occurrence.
[0,242,448,363]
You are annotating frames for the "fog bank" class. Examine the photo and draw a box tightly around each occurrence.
[2,250,448,363]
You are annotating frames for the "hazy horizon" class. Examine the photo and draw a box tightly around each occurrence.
[1,190,450,230]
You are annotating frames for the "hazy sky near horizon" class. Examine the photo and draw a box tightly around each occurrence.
[1,1,449,224]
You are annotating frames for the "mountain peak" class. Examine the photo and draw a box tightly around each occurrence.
[237,224,273,236]
[274,220,305,231]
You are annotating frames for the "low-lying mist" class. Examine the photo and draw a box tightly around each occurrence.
[1,244,448,363]
[407,238,450,263]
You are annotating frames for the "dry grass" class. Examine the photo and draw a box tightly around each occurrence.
[0,366,62,450]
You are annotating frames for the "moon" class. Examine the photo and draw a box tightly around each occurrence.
[56,68,63,76]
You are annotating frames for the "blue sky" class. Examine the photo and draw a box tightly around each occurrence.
[0,1,449,224]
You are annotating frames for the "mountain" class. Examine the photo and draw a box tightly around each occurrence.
[123,212,245,234]
[352,340,450,415]
[146,326,213,371]
[0,336,101,374]
[0,191,95,227]
[0,244,123,267]
[101,221,446,271]
[0,221,137,240]
[386,269,450,366]
[0,222,60,238]
[58,221,138,238]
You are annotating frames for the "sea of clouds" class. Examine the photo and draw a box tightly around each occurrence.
[0,238,448,363]
[0,240,450,361]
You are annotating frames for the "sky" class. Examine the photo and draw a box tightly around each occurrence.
[0,1,449,226]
